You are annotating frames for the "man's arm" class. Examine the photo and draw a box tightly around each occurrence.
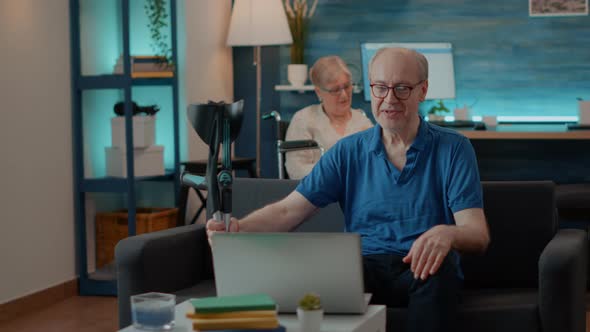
[206,191,318,241]
[403,207,490,280]
[449,207,490,253]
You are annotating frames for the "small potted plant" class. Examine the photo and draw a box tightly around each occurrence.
[297,292,323,332]
[427,99,450,122]
[283,0,319,86]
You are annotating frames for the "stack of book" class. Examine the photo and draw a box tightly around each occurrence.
[187,294,284,331]
[113,55,174,78]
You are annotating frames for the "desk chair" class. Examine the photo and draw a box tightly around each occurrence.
[262,111,324,179]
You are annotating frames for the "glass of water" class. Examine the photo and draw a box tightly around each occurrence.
[131,292,176,331]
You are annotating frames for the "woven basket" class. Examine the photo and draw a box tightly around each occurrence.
[95,207,178,269]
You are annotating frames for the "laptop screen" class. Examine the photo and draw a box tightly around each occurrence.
[211,232,367,314]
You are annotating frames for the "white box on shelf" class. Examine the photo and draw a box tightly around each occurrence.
[105,145,164,177]
[454,105,470,120]
[111,116,155,148]
[579,101,590,124]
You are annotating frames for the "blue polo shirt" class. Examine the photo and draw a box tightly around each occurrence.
[296,119,483,257]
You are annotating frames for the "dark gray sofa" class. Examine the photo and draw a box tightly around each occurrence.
[115,179,587,332]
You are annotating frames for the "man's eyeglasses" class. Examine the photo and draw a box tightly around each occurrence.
[370,80,424,100]
[319,82,352,96]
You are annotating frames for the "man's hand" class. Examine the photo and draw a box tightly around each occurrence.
[402,225,454,280]
[206,217,239,246]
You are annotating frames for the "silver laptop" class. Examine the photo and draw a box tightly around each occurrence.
[211,232,369,314]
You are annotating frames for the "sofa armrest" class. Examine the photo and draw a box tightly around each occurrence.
[539,229,587,332]
[115,223,212,328]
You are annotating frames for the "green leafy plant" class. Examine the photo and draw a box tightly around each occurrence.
[144,0,172,64]
[283,0,319,64]
[298,293,322,311]
[428,100,451,116]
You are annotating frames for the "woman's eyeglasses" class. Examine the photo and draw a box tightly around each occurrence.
[370,80,424,100]
[319,82,352,96]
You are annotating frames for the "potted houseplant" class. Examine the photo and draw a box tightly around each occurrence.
[144,0,173,65]
[427,99,450,122]
[297,293,323,332]
[283,0,318,87]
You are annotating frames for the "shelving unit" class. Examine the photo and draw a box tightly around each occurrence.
[69,0,179,295]
[274,84,363,94]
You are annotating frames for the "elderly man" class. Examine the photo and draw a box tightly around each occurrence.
[207,47,490,332]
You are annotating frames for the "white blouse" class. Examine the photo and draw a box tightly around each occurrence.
[284,104,374,179]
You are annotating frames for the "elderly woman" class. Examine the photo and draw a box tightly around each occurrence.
[285,56,373,179]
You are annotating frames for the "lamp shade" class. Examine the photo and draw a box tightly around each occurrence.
[227,0,293,46]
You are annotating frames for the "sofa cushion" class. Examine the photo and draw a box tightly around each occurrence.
[233,178,297,218]
[556,184,590,210]
[233,178,344,232]
[386,289,539,332]
[462,181,556,289]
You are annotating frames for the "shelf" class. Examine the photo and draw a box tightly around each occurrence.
[275,84,315,92]
[274,84,363,94]
[132,77,175,86]
[80,177,128,192]
[460,124,590,140]
[78,75,128,89]
[80,171,176,192]
[77,75,175,89]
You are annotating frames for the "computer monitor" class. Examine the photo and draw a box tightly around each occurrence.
[360,42,456,102]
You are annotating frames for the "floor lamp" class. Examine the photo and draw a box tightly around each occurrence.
[227,0,293,177]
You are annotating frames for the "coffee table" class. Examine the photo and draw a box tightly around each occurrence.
[119,300,386,332]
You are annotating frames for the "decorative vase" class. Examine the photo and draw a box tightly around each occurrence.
[287,64,308,87]
[297,307,323,332]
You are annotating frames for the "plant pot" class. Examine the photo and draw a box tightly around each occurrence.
[288,64,308,87]
[297,307,323,332]
[428,114,445,122]
[453,106,470,121]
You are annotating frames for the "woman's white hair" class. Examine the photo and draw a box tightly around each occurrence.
[309,56,352,88]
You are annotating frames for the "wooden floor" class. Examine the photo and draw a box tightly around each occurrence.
[0,295,589,332]
[0,296,118,332]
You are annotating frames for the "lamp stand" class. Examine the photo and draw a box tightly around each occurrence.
[254,46,262,177]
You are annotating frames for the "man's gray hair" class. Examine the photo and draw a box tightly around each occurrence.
[369,47,429,81]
